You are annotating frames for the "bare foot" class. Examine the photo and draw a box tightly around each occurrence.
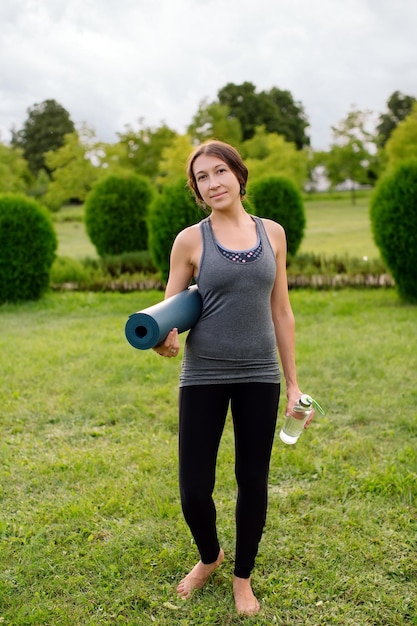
[233,575,260,616]
[177,548,224,599]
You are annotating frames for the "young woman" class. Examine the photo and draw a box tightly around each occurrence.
[154,140,312,616]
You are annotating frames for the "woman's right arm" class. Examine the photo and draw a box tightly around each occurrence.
[164,225,199,298]
[153,226,200,357]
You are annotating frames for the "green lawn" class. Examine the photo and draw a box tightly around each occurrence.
[55,220,97,259]
[1,289,416,625]
[301,196,379,258]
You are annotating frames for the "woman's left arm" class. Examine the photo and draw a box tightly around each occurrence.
[264,220,303,417]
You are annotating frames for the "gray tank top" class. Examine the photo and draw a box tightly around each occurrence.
[180,215,280,386]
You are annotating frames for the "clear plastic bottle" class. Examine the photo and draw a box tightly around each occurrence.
[279,394,325,444]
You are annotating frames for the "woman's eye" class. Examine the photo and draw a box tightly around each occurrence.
[197,174,206,182]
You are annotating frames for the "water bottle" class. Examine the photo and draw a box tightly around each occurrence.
[279,394,325,444]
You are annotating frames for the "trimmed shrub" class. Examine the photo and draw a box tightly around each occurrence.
[0,193,57,303]
[249,175,305,256]
[370,159,417,302]
[85,174,154,256]
[50,256,94,285]
[100,251,157,277]
[148,178,201,282]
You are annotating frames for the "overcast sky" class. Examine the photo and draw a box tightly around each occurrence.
[1,0,416,150]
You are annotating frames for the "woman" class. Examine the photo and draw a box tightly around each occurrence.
[154,140,311,616]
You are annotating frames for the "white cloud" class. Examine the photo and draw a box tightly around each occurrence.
[1,0,416,149]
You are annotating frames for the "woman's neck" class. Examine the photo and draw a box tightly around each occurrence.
[209,203,250,228]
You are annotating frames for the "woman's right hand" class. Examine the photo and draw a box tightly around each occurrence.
[152,328,180,358]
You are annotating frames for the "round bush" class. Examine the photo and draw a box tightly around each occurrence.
[148,178,201,282]
[0,193,57,303]
[249,176,305,256]
[85,174,154,256]
[370,159,417,302]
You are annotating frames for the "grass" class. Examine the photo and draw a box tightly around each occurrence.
[54,194,379,261]
[300,195,379,258]
[55,220,97,260]
[1,289,416,625]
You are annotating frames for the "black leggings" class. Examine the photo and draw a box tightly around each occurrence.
[178,382,280,579]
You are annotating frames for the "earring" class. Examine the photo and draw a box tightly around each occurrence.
[240,183,246,196]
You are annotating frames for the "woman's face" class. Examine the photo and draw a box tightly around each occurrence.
[192,154,241,210]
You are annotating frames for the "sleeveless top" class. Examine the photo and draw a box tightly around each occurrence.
[179,215,280,386]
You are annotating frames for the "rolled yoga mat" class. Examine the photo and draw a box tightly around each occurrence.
[125,285,203,350]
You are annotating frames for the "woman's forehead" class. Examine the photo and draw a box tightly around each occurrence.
[193,153,227,174]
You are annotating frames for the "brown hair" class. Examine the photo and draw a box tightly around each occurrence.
[186,140,248,207]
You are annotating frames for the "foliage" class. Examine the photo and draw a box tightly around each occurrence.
[217,81,310,148]
[50,254,161,291]
[156,135,194,187]
[92,141,128,174]
[43,129,101,210]
[148,177,201,281]
[85,174,154,256]
[11,99,75,176]
[370,159,417,302]
[100,250,157,276]
[326,107,377,197]
[0,142,31,193]
[288,252,386,276]
[0,193,57,303]
[187,99,242,146]
[243,127,308,188]
[376,90,417,147]
[286,253,391,288]
[249,175,306,256]
[0,290,416,625]
[29,168,50,199]
[384,102,417,172]
[116,120,177,180]
[50,255,95,284]
[42,125,137,211]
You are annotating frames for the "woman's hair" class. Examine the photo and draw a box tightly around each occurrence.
[186,140,248,207]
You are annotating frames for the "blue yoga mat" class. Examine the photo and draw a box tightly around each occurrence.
[125,285,203,350]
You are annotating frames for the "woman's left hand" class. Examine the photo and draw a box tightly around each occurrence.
[285,386,315,429]
[152,328,180,358]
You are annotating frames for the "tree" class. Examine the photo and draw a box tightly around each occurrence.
[11,100,75,177]
[326,107,376,203]
[43,128,101,210]
[217,82,310,148]
[156,134,194,187]
[187,100,242,146]
[0,143,31,193]
[384,102,417,172]
[116,121,176,180]
[260,87,310,149]
[43,125,137,210]
[217,82,260,142]
[376,91,416,148]
[242,127,308,189]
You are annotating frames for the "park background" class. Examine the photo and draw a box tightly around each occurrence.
[1,82,417,624]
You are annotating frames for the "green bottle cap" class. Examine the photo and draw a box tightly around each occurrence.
[300,394,326,415]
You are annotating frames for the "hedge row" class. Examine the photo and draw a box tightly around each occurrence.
[49,251,393,292]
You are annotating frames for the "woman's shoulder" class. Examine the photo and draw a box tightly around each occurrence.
[173,221,203,249]
[257,218,286,255]
[178,221,203,238]
[257,217,285,238]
